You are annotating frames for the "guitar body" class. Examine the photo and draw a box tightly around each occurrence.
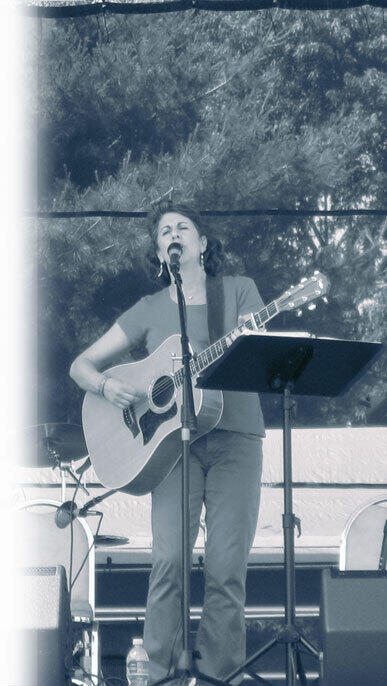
[82,334,223,494]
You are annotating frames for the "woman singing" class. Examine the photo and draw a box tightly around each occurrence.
[70,201,265,682]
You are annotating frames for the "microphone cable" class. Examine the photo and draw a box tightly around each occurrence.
[70,489,118,592]
[54,457,96,606]
[70,510,103,591]
[71,488,118,592]
[69,475,81,609]
[72,654,127,685]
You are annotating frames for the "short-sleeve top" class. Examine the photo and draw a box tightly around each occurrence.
[117,275,265,437]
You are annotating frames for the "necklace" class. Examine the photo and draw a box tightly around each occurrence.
[169,278,205,304]
[169,288,194,301]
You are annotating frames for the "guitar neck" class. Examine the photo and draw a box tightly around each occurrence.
[173,299,279,387]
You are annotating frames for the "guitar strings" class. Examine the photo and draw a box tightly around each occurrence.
[136,316,269,405]
[131,290,317,407]
[140,299,286,404]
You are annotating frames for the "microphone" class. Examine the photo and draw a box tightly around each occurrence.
[55,501,79,529]
[55,489,117,528]
[167,242,182,270]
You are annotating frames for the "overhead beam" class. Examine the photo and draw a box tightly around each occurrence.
[29,208,386,219]
[22,0,385,20]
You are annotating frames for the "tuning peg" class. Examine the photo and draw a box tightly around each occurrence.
[296,309,303,317]
[308,303,316,310]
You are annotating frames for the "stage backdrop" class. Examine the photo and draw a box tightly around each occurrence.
[12,426,387,564]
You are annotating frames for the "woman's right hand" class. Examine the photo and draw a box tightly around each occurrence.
[102,377,142,409]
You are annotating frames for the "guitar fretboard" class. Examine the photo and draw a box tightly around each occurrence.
[173,300,279,388]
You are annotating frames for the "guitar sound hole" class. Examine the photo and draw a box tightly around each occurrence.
[151,375,175,408]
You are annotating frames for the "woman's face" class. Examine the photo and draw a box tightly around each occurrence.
[156,211,207,269]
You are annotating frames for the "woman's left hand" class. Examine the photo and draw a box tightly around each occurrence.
[238,313,251,327]
[238,313,266,333]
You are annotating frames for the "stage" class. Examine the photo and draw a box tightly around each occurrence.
[11,425,387,683]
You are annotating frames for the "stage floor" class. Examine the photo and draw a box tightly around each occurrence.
[96,559,326,684]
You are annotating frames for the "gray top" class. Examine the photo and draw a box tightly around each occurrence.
[117,275,265,437]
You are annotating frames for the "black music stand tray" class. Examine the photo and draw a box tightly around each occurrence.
[196,333,382,686]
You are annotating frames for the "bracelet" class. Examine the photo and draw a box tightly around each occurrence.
[97,375,108,397]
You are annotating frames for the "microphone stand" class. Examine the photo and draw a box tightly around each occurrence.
[154,259,226,686]
[172,259,197,675]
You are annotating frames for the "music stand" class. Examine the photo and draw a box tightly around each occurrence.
[196,333,382,686]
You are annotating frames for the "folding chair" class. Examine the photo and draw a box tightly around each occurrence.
[339,497,387,570]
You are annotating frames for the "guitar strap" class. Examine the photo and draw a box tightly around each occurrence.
[206,275,225,343]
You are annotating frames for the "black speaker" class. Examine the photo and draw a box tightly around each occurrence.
[16,566,73,686]
[320,568,387,686]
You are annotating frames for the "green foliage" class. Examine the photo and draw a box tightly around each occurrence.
[30,7,386,426]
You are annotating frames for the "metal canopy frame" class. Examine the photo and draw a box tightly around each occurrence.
[23,0,386,19]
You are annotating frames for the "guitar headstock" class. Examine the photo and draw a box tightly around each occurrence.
[277,271,330,313]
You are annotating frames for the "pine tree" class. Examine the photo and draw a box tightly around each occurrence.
[28,7,385,425]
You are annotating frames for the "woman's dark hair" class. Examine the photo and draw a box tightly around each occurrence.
[145,199,224,285]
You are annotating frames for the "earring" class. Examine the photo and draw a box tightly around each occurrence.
[157,261,164,278]
[200,253,205,268]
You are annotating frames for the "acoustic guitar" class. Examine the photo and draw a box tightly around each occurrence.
[82,272,330,494]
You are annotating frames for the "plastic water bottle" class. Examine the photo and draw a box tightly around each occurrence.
[126,637,149,686]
